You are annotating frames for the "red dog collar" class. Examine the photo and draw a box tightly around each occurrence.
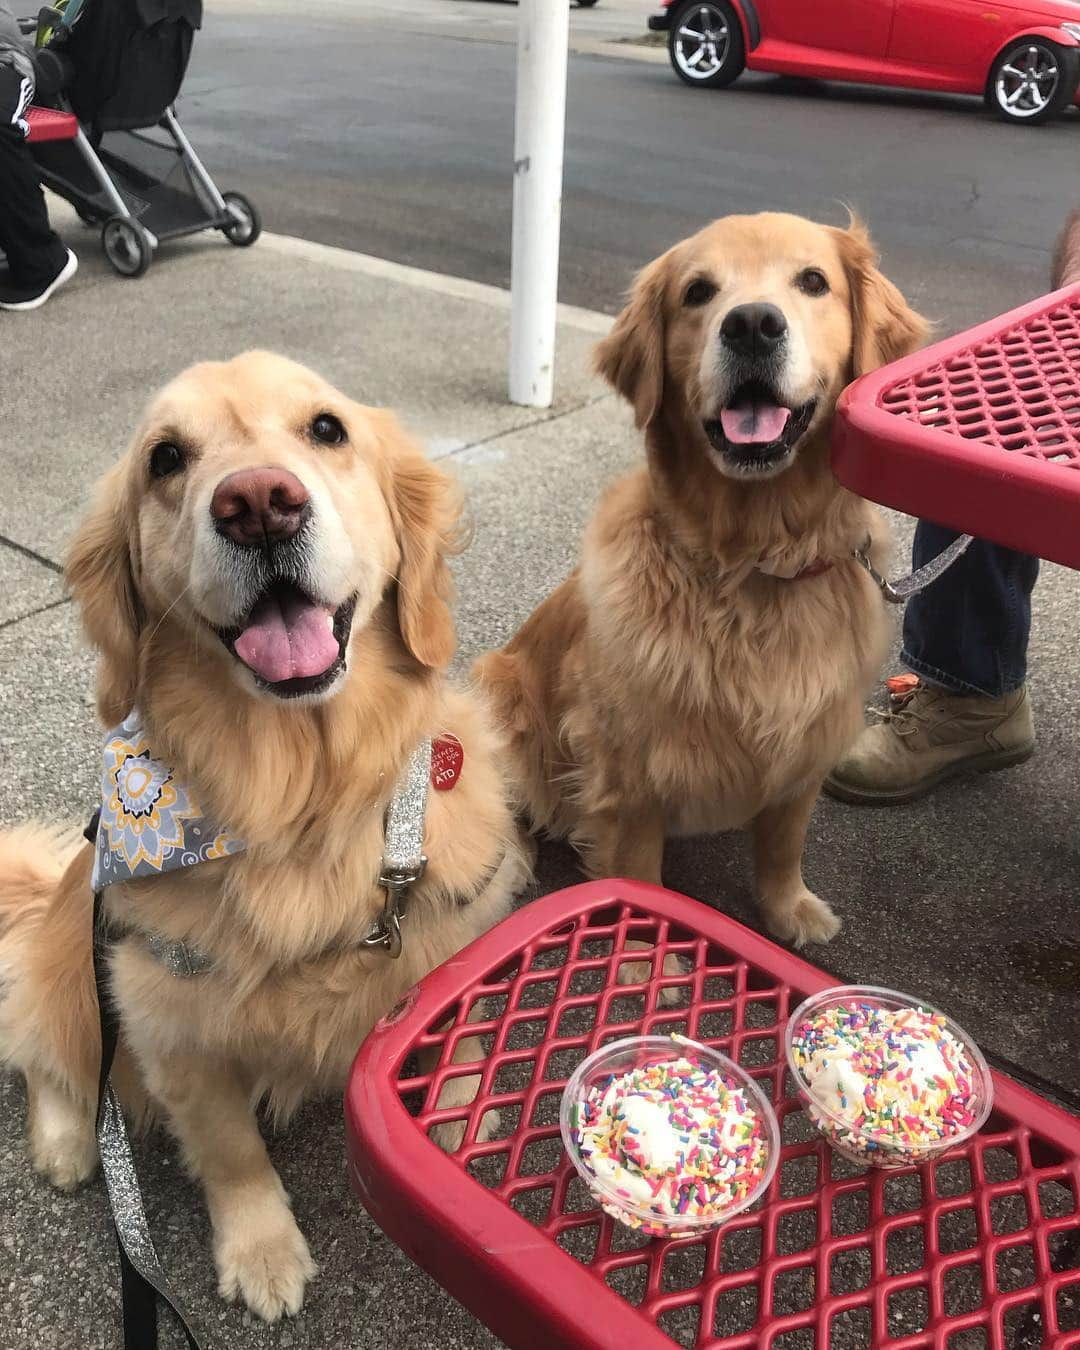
[789,558,835,580]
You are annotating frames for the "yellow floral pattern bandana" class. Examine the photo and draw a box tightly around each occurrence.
[92,711,245,891]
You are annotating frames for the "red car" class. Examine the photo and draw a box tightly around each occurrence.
[648,0,1080,123]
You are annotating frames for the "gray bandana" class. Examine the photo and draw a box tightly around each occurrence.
[91,710,245,892]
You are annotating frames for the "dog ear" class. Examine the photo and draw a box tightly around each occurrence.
[834,219,929,378]
[66,460,143,726]
[593,253,668,428]
[383,417,462,670]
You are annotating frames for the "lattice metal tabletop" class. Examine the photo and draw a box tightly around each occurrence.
[345,882,1080,1349]
[832,284,1080,569]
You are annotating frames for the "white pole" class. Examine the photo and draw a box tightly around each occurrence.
[509,0,569,408]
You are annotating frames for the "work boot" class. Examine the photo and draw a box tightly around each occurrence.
[824,682,1034,805]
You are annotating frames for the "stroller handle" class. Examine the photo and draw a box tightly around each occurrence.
[21,0,86,47]
[38,0,85,27]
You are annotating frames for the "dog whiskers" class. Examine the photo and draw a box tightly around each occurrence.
[145,580,197,647]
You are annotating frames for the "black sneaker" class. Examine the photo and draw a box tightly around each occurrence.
[0,249,78,311]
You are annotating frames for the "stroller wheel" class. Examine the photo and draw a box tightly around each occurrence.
[221,192,262,248]
[102,217,153,278]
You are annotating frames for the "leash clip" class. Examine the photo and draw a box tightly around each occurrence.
[362,858,427,959]
[852,539,905,604]
[852,532,975,606]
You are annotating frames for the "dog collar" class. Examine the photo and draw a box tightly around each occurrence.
[91,710,434,968]
[756,557,837,581]
[758,532,977,600]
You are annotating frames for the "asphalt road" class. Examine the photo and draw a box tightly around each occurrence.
[183,0,1080,328]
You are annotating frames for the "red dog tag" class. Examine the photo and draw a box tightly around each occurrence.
[431,735,464,791]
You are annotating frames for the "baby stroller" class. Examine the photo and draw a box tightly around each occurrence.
[24,0,259,277]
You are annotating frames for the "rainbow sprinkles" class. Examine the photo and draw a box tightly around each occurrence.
[570,1054,771,1236]
[790,999,982,1165]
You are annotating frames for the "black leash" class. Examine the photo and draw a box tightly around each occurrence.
[86,811,206,1350]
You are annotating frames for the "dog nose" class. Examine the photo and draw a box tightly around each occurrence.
[720,303,788,358]
[210,467,310,547]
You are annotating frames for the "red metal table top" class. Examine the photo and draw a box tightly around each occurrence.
[345,881,1080,1349]
[24,105,78,143]
[832,284,1080,570]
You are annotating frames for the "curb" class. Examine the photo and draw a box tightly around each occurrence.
[259,231,614,334]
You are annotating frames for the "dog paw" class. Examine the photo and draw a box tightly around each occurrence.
[762,890,841,948]
[617,947,687,1007]
[216,1213,317,1321]
[29,1086,98,1192]
[31,1130,98,1192]
[430,1105,501,1152]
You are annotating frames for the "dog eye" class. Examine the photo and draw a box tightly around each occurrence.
[149,442,185,478]
[311,412,347,445]
[683,279,716,307]
[796,268,830,297]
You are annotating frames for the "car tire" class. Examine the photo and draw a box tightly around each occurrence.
[986,38,1079,124]
[576,0,599,7]
[668,0,745,89]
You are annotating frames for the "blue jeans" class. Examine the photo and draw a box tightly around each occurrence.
[901,522,1039,698]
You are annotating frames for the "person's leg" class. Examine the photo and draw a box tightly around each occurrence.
[902,521,1038,697]
[826,522,1037,805]
[0,59,74,301]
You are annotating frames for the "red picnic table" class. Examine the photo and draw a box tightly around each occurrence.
[346,881,1080,1349]
[833,282,1080,572]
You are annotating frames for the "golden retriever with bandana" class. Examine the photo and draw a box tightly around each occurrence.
[477,212,926,947]
[0,352,527,1320]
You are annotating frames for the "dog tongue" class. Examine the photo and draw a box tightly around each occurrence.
[720,399,791,445]
[233,589,338,684]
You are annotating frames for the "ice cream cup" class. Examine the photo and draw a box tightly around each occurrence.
[559,1035,780,1237]
[784,985,994,1169]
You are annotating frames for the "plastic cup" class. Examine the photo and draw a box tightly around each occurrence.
[559,1035,780,1238]
[784,985,994,1169]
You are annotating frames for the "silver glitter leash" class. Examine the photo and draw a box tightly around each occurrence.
[852,532,975,604]
[361,737,433,959]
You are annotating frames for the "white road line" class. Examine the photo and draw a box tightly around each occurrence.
[259,230,613,335]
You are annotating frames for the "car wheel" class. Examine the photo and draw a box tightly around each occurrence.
[668,0,745,89]
[575,0,599,7]
[987,38,1079,124]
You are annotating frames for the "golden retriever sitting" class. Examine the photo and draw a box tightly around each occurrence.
[0,353,527,1320]
[477,213,926,947]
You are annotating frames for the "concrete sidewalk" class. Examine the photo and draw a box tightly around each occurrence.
[1,211,1079,1350]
